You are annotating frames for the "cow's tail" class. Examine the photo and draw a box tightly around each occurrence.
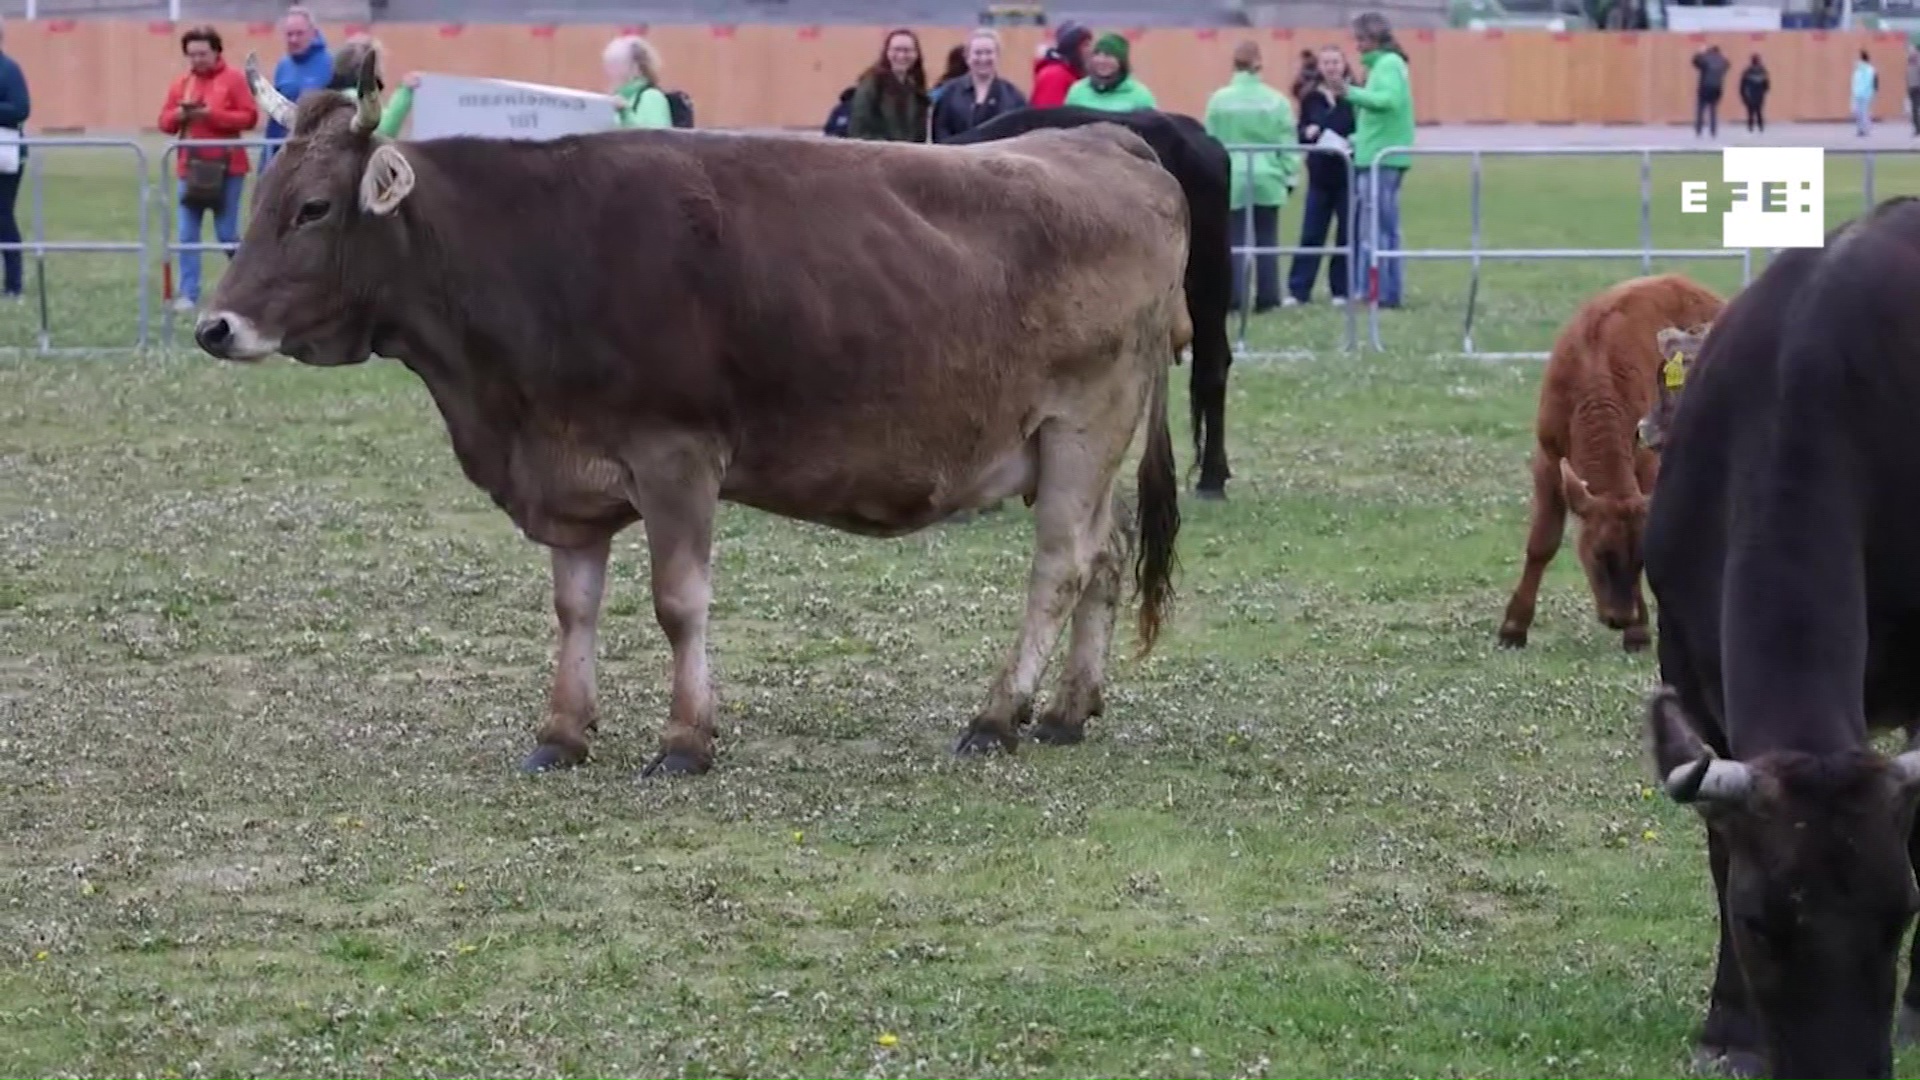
[1133,343,1182,657]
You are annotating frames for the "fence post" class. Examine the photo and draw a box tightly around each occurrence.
[1220,141,1357,357]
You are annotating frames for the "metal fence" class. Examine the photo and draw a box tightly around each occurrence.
[0,138,151,354]
[1223,142,1360,357]
[3,135,1913,359]
[1355,144,1918,359]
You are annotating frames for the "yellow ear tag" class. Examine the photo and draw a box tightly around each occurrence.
[1662,353,1686,389]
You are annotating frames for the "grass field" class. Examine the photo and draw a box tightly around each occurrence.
[4,139,1920,1078]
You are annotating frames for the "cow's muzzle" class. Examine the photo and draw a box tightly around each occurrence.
[195,311,280,362]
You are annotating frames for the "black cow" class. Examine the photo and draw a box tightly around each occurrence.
[945,106,1235,500]
[1642,196,1920,1079]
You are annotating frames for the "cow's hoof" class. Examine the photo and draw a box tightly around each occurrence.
[1693,1045,1764,1079]
[1897,1003,1920,1046]
[1497,626,1528,649]
[520,743,585,773]
[1030,719,1086,746]
[638,749,708,780]
[1193,485,1227,502]
[1623,626,1652,652]
[954,726,1017,756]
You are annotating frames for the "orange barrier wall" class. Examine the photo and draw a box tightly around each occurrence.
[8,19,1912,132]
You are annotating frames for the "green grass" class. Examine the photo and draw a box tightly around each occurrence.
[2,141,1920,1078]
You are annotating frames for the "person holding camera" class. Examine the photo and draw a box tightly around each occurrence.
[158,25,257,313]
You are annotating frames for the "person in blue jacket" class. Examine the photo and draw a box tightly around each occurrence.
[0,16,28,299]
[263,6,330,168]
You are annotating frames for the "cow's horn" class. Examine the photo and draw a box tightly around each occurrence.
[351,48,382,134]
[245,52,296,131]
[1890,745,1920,795]
[1666,755,1753,805]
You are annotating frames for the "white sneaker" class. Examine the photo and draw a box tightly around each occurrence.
[1281,296,1300,307]
[1331,297,1347,307]
[171,297,196,314]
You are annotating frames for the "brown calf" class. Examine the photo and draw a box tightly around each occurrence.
[1497,273,1724,652]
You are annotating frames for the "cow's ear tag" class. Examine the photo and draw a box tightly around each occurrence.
[1663,353,1686,390]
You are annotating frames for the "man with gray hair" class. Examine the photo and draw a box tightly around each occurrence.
[263,5,330,167]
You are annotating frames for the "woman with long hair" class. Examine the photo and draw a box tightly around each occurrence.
[849,28,928,142]
[1287,44,1357,306]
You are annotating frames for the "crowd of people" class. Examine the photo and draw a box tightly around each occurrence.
[1692,39,1920,139]
[823,13,1417,311]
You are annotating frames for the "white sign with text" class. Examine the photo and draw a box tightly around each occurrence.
[1680,147,1825,248]
[408,74,620,141]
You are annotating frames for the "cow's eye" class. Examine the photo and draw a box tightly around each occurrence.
[294,199,330,226]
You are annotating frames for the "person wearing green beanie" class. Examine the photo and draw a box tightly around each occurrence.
[1064,32,1157,112]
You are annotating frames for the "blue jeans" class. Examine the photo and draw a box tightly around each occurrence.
[1286,181,1350,302]
[1230,203,1282,311]
[1354,165,1405,307]
[177,173,244,303]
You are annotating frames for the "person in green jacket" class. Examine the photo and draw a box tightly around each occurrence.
[326,37,414,138]
[849,29,929,142]
[1064,33,1157,112]
[1340,11,1415,308]
[602,34,675,129]
[1205,41,1300,313]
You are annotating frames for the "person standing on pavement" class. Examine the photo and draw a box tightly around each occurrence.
[1852,49,1878,137]
[1205,40,1299,314]
[1907,42,1920,137]
[1692,44,1728,137]
[0,16,29,302]
[1738,53,1769,132]
[1340,11,1414,309]
[1287,44,1356,307]
[262,6,329,169]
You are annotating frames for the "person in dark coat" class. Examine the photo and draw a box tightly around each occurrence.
[1692,44,1729,137]
[1287,44,1357,306]
[0,16,29,300]
[849,28,928,142]
[931,29,1028,142]
[1739,53,1770,132]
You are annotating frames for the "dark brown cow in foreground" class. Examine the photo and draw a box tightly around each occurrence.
[212,58,1190,776]
[1497,272,1723,652]
[1636,320,1712,453]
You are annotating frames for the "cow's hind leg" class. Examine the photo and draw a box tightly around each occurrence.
[1497,446,1568,648]
[1033,491,1130,746]
[1900,794,1920,1045]
[957,423,1119,756]
[630,454,723,780]
[523,537,613,772]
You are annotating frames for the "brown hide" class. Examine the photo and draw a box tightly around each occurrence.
[1498,272,1725,651]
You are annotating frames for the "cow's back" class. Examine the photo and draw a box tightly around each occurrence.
[1645,199,1920,744]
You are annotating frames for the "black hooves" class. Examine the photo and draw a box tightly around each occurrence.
[520,743,585,773]
[1193,486,1227,502]
[954,727,1017,756]
[639,749,708,780]
[1030,720,1085,746]
[1496,629,1527,650]
[1623,632,1652,653]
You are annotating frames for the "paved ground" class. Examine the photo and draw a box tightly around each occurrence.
[1414,120,1920,149]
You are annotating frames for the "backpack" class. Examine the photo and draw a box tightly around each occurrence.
[663,89,694,129]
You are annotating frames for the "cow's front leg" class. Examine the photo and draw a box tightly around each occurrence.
[523,537,612,772]
[1899,809,1920,1045]
[1498,447,1568,648]
[1622,583,1652,653]
[632,469,721,780]
[1698,830,1765,1077]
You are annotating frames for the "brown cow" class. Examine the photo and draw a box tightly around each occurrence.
[1636,320,1712,454]
[1497,273,1723,652]
[206,56,1191,777]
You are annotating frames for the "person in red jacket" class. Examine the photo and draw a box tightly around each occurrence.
[158,25,257,311]
[1030,21,1092,108]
